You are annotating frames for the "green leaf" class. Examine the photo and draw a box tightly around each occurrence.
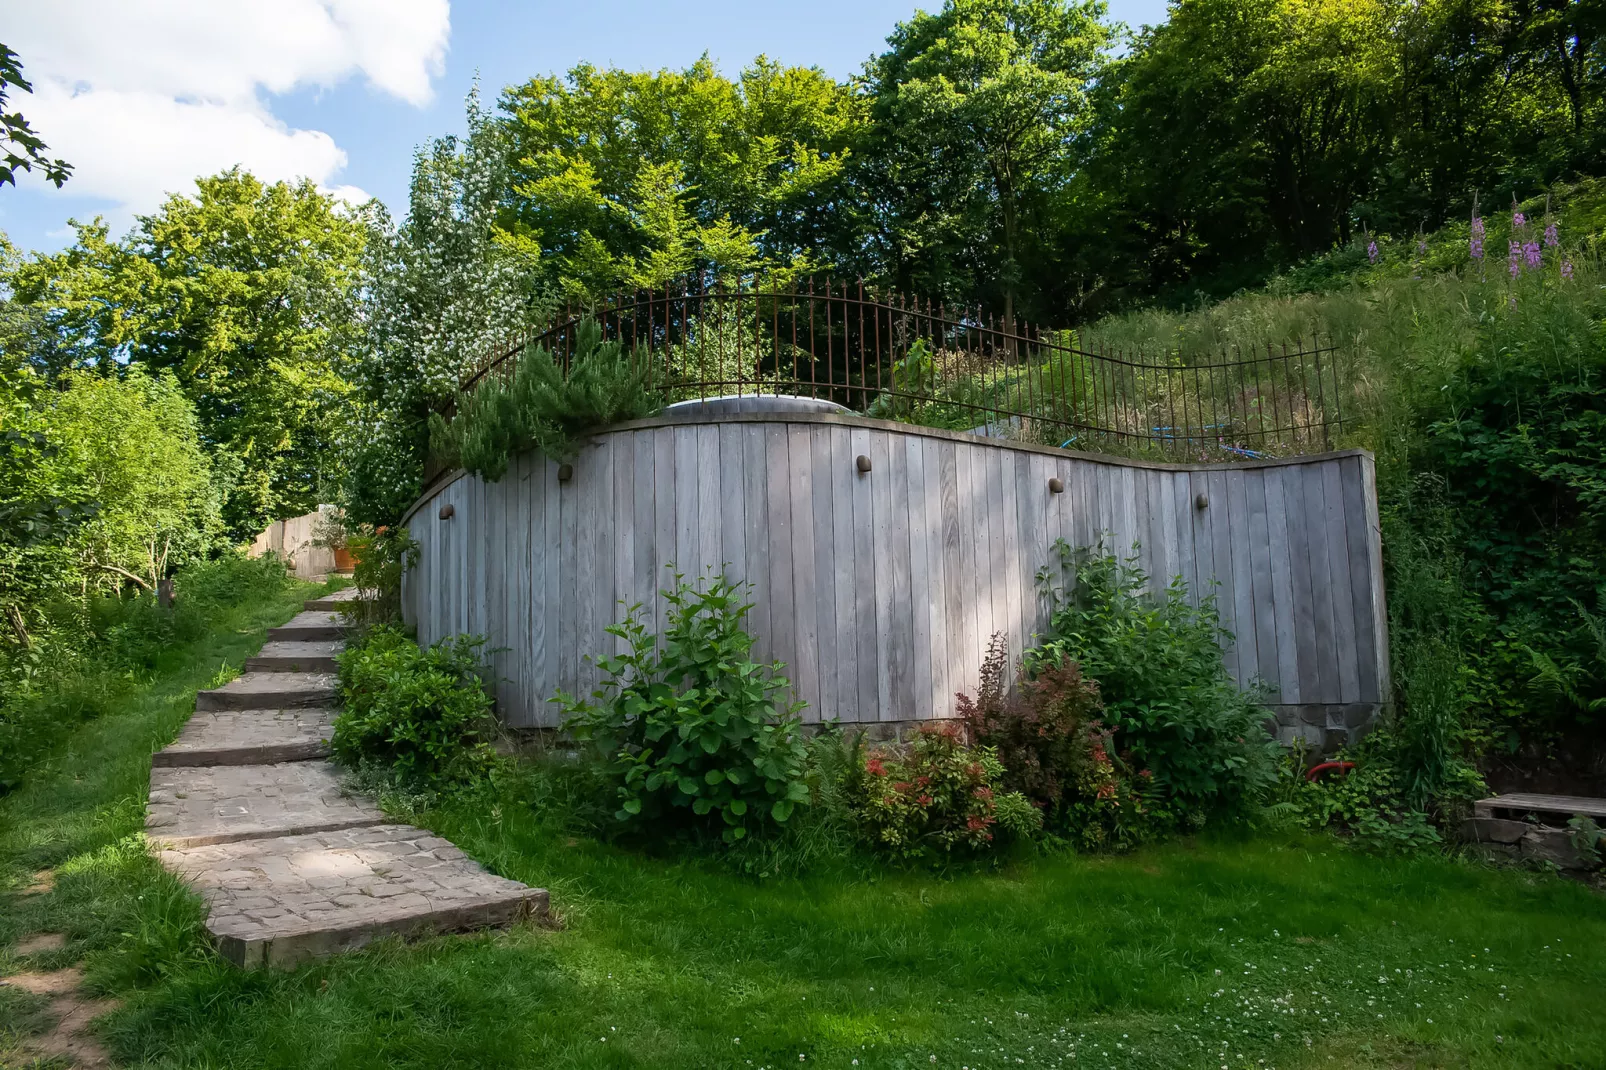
[772,798,794,823]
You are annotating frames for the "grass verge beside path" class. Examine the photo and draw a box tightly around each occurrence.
[5,595,1605,1069]
[103,780,1606,1070]
[0,572,330,1056]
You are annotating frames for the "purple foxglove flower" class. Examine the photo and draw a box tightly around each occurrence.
[1470,217,1485,260]
[1544,221,1559,247]
[1367,240,1379,264]
[1417,238,1428,255]
[1524,241,1542,269]
[1513,211,1526,228]
[1509,240,1521,277]
[1562,260,1574,280]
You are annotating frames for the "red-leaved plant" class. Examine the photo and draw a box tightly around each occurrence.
[847,723,1040,863]
[958,633,1158,850]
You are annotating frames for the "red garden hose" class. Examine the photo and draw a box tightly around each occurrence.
[1305,760,1356,783]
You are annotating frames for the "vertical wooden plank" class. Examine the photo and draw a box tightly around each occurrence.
[1323,460,1361,704]
[923,436,951,718]
[742,425,772,662]
[558,459,580,697]
[765,423,796,684]
[718,425,748,588]
[940,440,968,702]
[1281,464,1321,704]
[831,425,862,722]
[633,431,657,632]
[612,435,634,657]
[875,430,907,720]
[849,424,880,720]
[954,444,981,695]
[905,435,934,720]
[969,445,995,660]
[654,429,678,632]
[1302,461,1341,703]
[1205,468,1238,683]
[516,454,539,725]
[1263,466,1301,707]
[542,458,561,705]
[787,424,820,720]
[574,449,597,697]
[1226,469,1259,690]
[810,426,839,722]
[999,450,1024,660]
[1245,469,1282,696]
[1173,471,1201,604]
[1341,456,1380,705]
[697,424,722,578]
[1022,453,1050,643]
[1359,453,1391,701]
[674,425,699,582]
[984,444,1010,661]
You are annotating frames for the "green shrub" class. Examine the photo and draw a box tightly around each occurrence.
[332,624,500,788]
[844,723,1041,863]
[1276,747,1446,853]
[556,572,809,845]
[959,633,1163,850]
[1030,542,1279,818]
[430,317,660,481]
[343,525,419,629]
[0,553,293,792]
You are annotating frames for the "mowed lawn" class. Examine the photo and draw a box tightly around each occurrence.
[2,587,1603,1070]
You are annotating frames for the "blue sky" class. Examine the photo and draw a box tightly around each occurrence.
[2,0,1171,256]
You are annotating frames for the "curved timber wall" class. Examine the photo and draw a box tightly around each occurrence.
[401,412,1388,749]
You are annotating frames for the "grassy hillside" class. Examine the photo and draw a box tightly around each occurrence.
[1084,180,1606,769]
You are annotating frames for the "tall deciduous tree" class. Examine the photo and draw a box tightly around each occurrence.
[500,55,864,295]
[858,0,1113,324]
[7,170,368,537]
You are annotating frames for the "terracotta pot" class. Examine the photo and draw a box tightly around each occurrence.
[333,546,358,572]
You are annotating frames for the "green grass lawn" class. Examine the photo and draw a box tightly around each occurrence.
[3,582,1605,1069]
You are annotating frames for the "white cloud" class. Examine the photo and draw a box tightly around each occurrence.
[4,0,449,223]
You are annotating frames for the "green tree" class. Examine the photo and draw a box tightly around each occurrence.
[7,170,368,537]
[39,368,216,591]
[0,44,71,189]
[500,55,863,295]
[857,0,1114,323]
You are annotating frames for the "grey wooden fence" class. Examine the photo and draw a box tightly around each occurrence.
[401,411,1387,748]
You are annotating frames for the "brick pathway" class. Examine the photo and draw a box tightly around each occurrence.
[148,592,549,968]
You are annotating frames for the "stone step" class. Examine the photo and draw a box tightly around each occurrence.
[158,824,550,968]
[269,611,347,642]
[303,587,367,612]
[147,761,383,848]
[153,709,338,768]
[245,641,344,674]
[197,672,338,712]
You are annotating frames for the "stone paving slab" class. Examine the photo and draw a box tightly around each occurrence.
[269,611,347,642]
[303,587,366,612]
[147,761,382,848]
[159,824,550,968]
[245,641,344,673]
[153,708,338,768]
[196,671,339,711]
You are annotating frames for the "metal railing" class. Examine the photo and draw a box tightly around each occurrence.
[455,273,1347,463]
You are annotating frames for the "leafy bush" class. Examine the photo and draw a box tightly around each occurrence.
[959,633,1162,850]
[1030,542,1279,818]
[332,624,500,788]
[429,317,660,481]
[0,553,293,791]
[845,724,1041,863]
[343,525,419,629]
[1276,747,1446,853]
[557,573,809,845]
